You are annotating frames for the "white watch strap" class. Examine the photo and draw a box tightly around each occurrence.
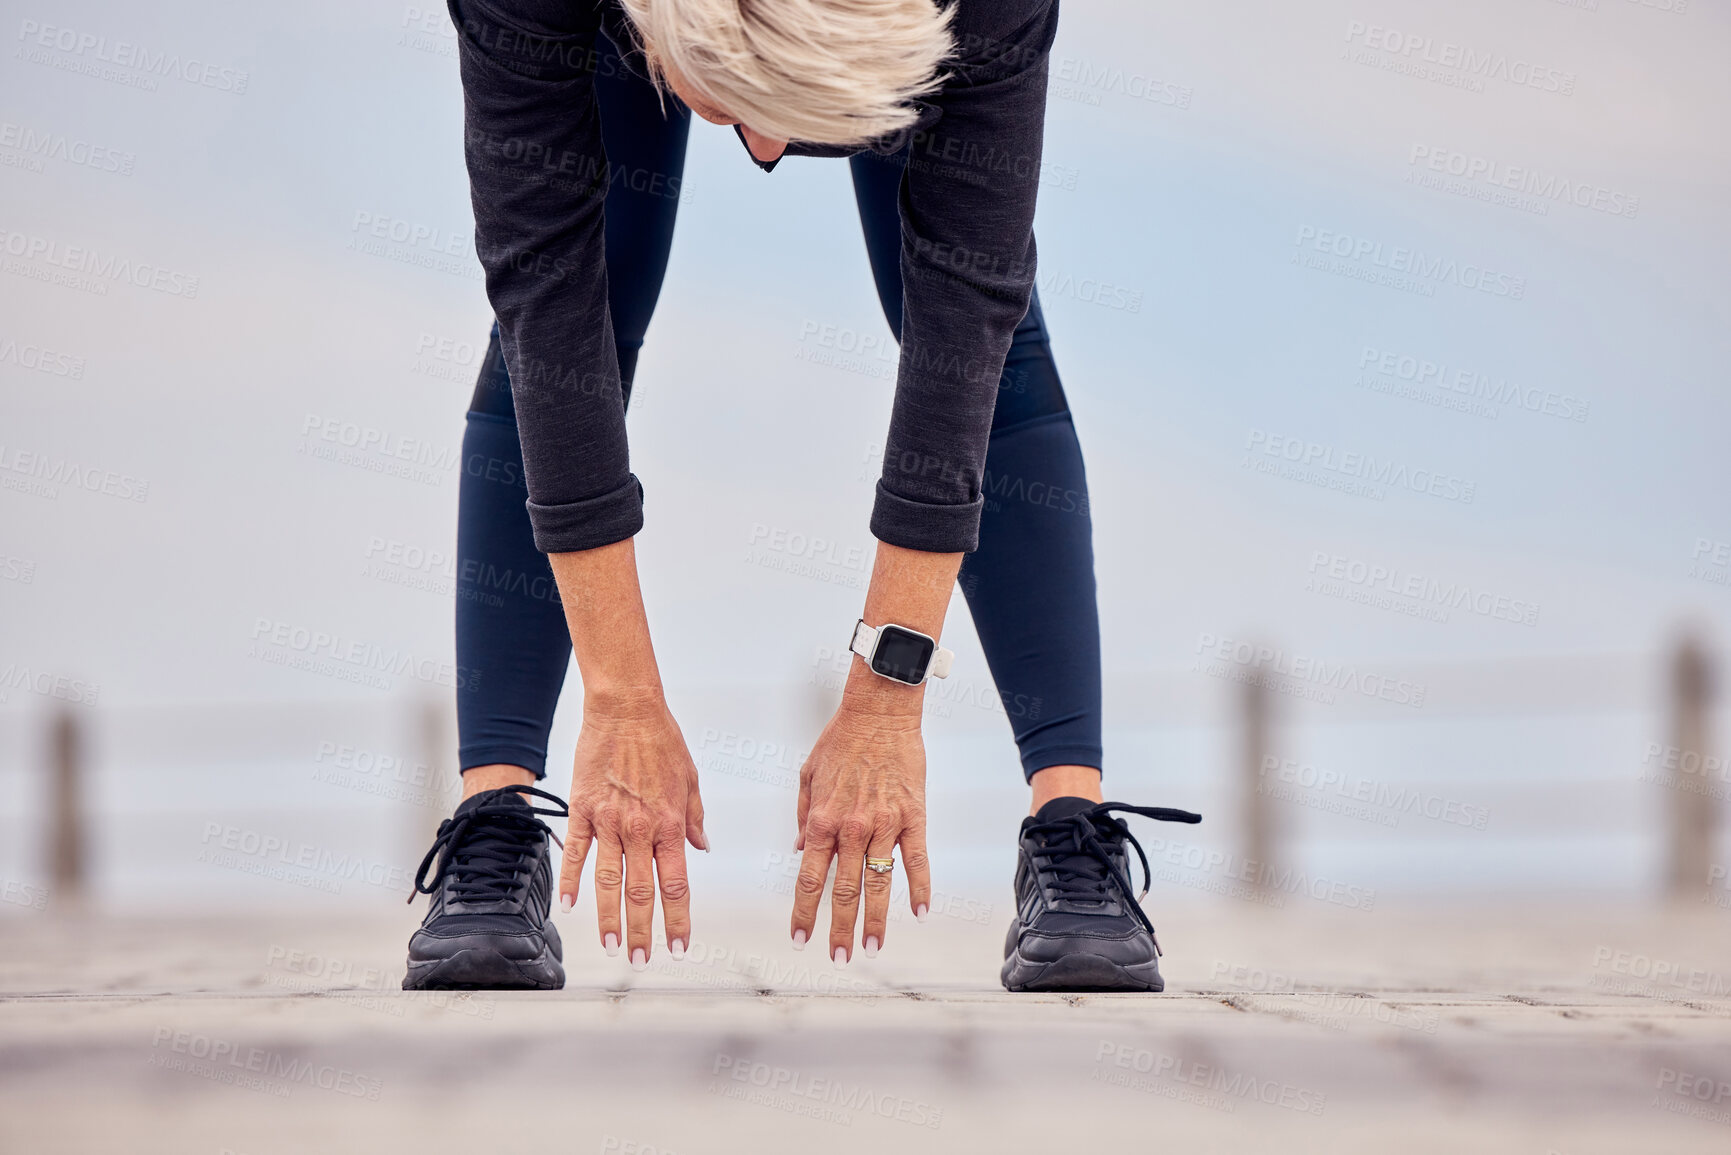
[849,620,954,681]
[849,620,879,663]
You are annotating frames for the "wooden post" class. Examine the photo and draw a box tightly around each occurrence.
[412,695,457,851]
[1665,634,1716,900]
[48,707,87,910]
[1241,670,1276,899]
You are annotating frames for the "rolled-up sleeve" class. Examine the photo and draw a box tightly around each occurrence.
[869,0,1057,553]
[450,0,640,554]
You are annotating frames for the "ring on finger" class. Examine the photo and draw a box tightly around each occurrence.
[865,856,895,874]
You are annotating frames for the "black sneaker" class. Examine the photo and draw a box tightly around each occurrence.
[403,785,569,990]
[1000,797,1202,993]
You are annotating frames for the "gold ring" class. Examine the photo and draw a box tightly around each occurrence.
[865,857,895,874]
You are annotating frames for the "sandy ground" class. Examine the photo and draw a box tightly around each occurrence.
[3,900,1731,1154]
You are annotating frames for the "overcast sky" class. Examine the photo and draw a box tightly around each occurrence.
[2,0,1728,907]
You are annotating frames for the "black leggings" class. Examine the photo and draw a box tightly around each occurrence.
[457,36,1102,781]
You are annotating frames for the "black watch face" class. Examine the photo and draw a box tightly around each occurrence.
[871,625,935,685]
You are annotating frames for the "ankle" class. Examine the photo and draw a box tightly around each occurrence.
[461,764,539,801]
[1028,764,1104,815]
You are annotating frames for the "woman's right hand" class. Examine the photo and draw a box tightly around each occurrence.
[559,690,708,968]
[545,539,705,968]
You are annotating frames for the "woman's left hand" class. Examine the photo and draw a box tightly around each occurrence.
[790,697,932,963]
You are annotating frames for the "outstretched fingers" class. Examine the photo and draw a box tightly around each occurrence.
[859,821,898,958]
[790,815,835,953]
[795,771,811,853]
[900,818,932,924]
[827,818,870,965]
[558,810,594,912]
[592,815,625,958]
[685,774,709,852]
[622,813,656,969]
[654,820,692,959]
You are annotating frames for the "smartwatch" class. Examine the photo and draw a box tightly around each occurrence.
[849,619,954,686]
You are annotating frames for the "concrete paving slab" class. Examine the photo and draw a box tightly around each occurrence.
[3,902,1729,1153]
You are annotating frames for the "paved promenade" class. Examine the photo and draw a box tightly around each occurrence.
[3,901,1730,1153]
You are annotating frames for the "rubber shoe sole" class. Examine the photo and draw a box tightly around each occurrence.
[402,943,565,991]
[999,919,1165,992]
[1000,947,1164,992]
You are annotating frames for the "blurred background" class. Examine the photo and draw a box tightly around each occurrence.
[2,0,1729,923]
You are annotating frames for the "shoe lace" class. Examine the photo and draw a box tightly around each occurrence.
[408,785,570,905]
[1026,802,1203,937]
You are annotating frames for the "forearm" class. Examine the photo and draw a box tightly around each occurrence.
[549,539,663,708]
[841,542,962,719]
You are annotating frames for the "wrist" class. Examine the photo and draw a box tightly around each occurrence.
[838,660,926,722]
[581,681,667,720]
[859,543,961,643]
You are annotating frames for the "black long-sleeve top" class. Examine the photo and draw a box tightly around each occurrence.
[449,0,1056,554]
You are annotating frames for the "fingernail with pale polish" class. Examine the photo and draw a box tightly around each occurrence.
[863,936,879,958]
[792,928,807,950]
[604,933,620,957]
[630,948,647,972]
[833,946,848,968]
[670,939,686,960]
[559,894,573,913]
[915,905,928,924]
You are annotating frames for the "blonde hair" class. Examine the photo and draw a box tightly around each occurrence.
[621,0,955,146]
